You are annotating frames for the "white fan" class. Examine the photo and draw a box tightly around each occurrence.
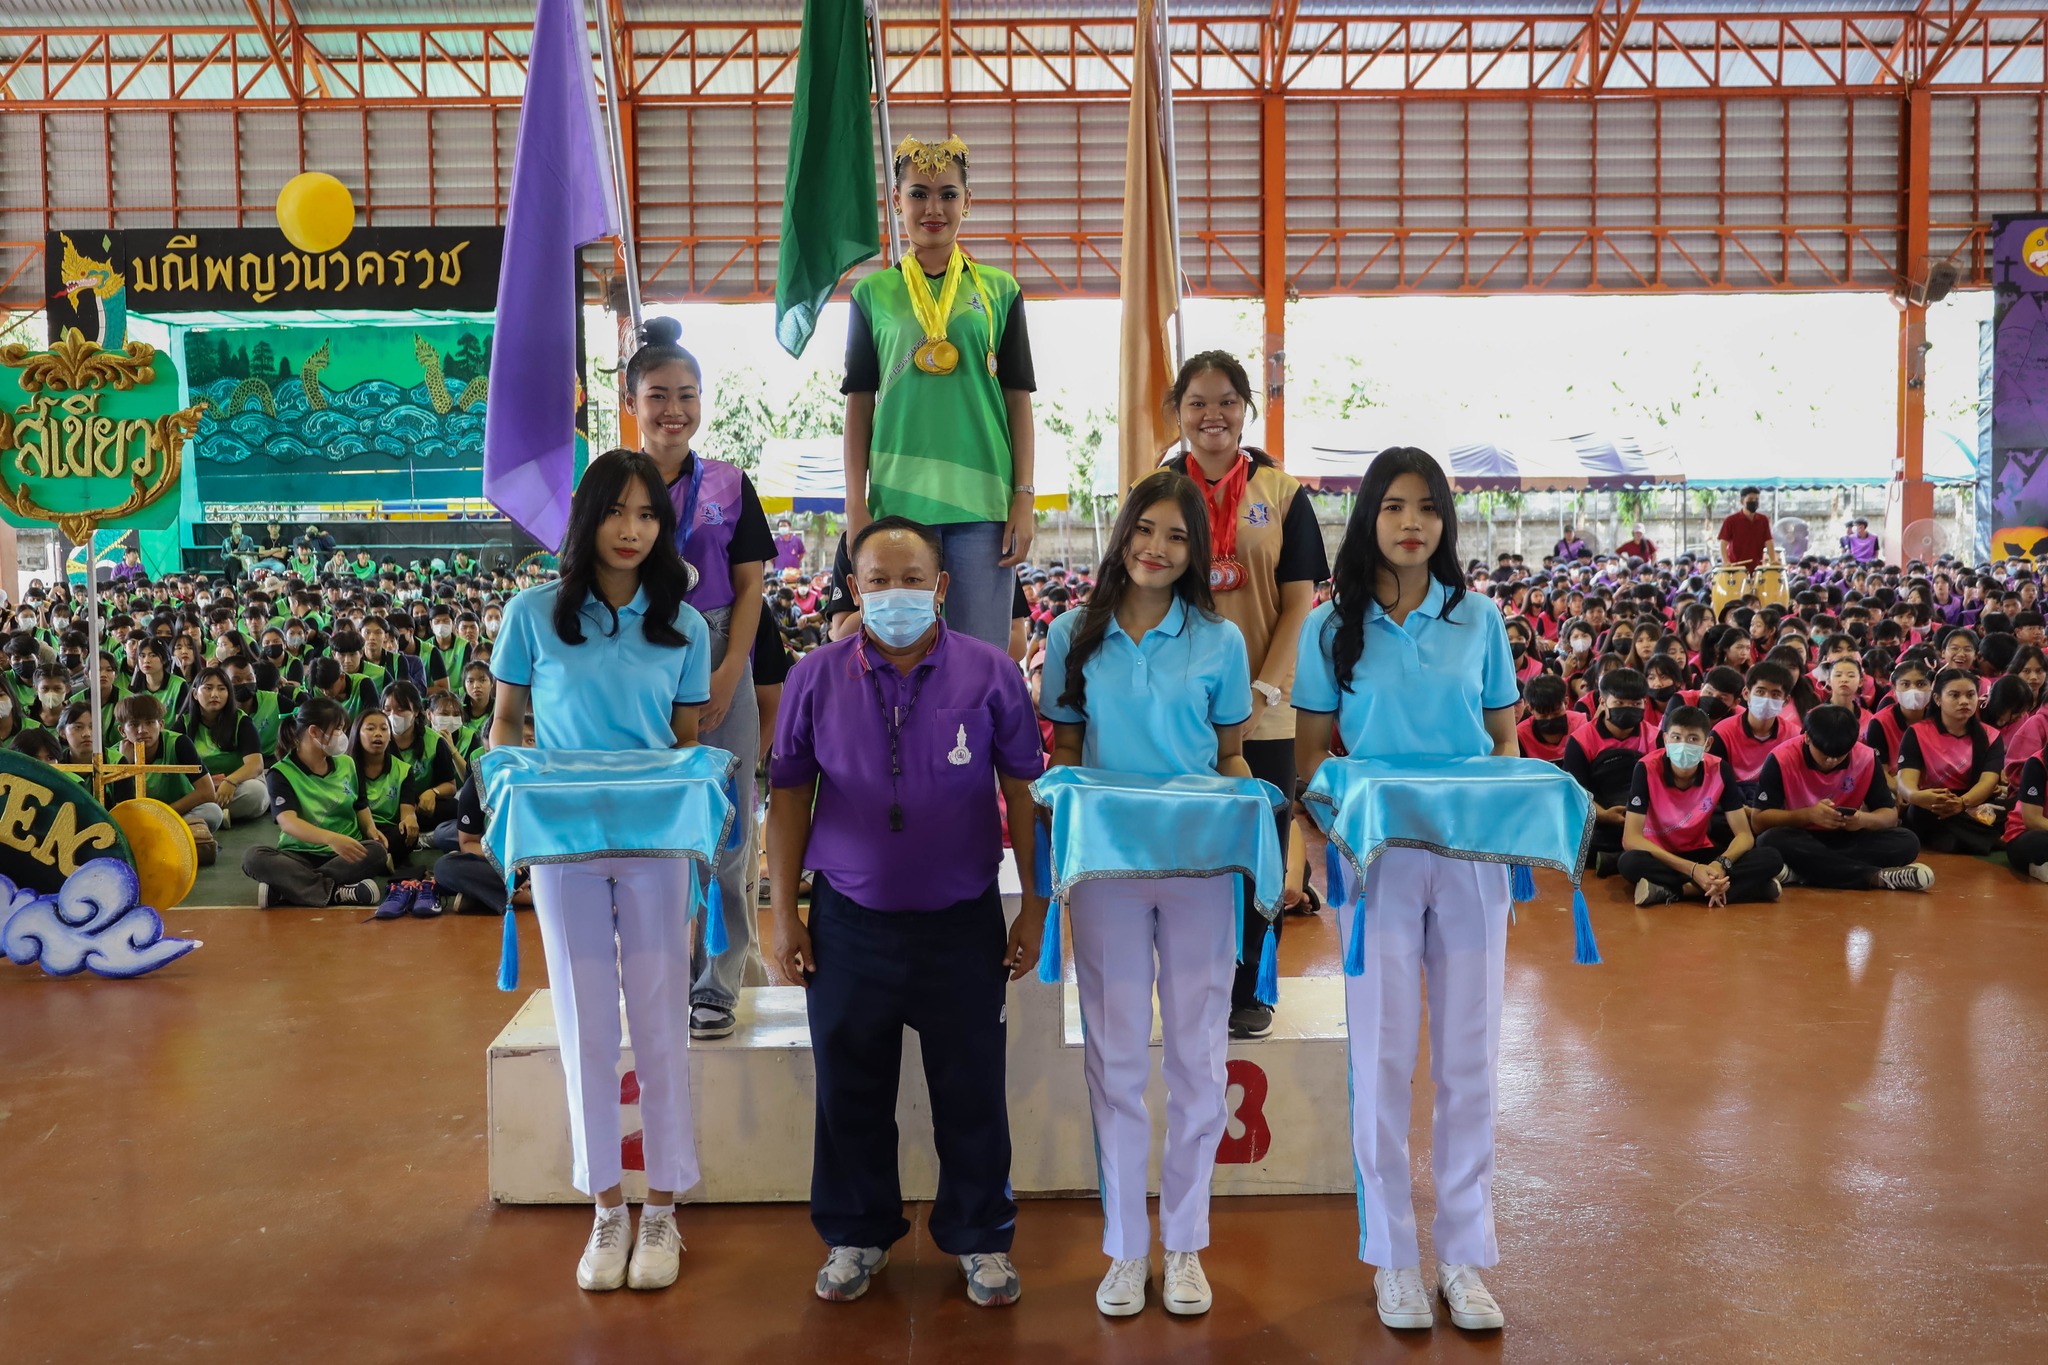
[1774,516,1810,560]
[1899,518,1954,565]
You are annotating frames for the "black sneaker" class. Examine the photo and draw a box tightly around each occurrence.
[1287,883,1323,917]
[690,1005,737,1040]
[1229,1005,1274,1040]
[330,878,380,907]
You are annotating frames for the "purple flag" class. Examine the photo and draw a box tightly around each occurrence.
[484,0,619,550]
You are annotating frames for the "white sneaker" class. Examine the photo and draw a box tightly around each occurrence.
[1094,1257,1148,1316]
[1436,1262,1505,1330]
[1374,1264,1432,1330]
[627,1207,682,1290]
[2029,863,2048,885]
[576,1206,631,1291]
[815,1245,887,1301]
[1162,1250,1212,1315]
[1876,862,1936,892]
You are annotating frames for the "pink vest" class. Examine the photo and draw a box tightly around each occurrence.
[1641,755,1725,851]
[1906,718,1998,793]
[1712,711,1803,784]
[1770,737,1878,818]
[1870,703,1919,773]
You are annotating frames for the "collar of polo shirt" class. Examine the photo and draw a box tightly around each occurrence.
[584,585,651,620]
[1363,576,1453,622]
[1105,595,1189,641]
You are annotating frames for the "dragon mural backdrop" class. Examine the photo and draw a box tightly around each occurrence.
[187,323,494,502]
[1992,214,2048,565]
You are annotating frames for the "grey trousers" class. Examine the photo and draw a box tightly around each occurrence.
[691,608,764,1010]
[243,840,389,907]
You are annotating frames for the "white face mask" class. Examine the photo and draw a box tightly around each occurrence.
[430,713,462,734]
[1665,739,1705,772]
[38,690,65,708]
[51,616,68,629]
[322,731,349,757]
[1895,687,1930,712]
[484,617,501,637]
[286,633,305,648]
[432,623,453,640]
[388,712,414,738]
[1748,695,1785,722]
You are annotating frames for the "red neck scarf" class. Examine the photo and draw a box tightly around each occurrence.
[1190,451,1251,562]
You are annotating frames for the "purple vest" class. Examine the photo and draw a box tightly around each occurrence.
[669,454,746,614]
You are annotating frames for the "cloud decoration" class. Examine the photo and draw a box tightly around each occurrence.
[1,859,201,979]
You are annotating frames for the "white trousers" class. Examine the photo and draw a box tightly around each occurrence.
[530,857,699,1198]
[1068,875,1237,1259]
[1339,847,1509,1270]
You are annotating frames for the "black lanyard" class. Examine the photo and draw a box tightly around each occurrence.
[866,661,927,832]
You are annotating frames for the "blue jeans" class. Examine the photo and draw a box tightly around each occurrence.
[935,520,1014,652]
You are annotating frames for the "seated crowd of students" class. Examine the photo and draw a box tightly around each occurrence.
[0,563,536,916]
[1499,549,2048,905]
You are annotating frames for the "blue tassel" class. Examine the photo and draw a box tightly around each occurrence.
[1324,842,1347,908]
[704,871,729,955]
[1032,820,1053,899]
[495,905,519,992]
[1035,896,1063,983]
[1341,896,1367,977]
[1255,923,1280,1006]
[1511,863,1537,903]
[1572,887,1602,965]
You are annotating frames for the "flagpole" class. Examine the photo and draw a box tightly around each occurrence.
[591,0,643,329]
[1157,0,1185,370]
[867,0,905,264]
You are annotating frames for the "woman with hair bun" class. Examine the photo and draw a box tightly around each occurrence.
[621,315,777,1043]
[1160,349,1328,1039]
[840,135,1038,650]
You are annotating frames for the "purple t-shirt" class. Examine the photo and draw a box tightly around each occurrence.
[773,532,806,571]
[771,625,1043,911]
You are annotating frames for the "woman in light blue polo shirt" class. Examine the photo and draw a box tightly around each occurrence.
[1291,447,1520,1336]
[489,449,713,1297]
[1039,469,1252,1320]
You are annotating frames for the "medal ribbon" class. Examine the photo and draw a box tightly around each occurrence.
[900,247,967,346]
[1191,451,1251,564]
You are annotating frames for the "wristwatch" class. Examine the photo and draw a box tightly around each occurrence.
[1011,484,1035,497]
[1251,679,1283,706]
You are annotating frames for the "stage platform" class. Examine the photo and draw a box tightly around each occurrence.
[4,859,2046,1363]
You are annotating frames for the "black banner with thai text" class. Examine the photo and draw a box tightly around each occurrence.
[45,226,502,342]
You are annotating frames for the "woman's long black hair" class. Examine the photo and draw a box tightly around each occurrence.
[552,448,693,649]
[1930,665,1990,742]
[1056,469,1217,714]
[1326,447,1466,693]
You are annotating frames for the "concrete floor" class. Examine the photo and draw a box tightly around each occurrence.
[2,858,2044,1364]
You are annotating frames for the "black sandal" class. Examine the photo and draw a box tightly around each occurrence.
[1287,883,1323,917]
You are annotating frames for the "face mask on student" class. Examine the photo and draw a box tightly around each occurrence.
[862,589,940,649]
[322,730,349,758]
[286,633,305,648]
[1698,695,1732,723]
[263,644,283,659]
[1895,687,1930,712]
[484,616,501,637]
[1606,705,1644,732]
[1568,637,1591,655]
[430,714,462,734]
[1665,739,1706,772]
[1647,684,1678,704]
[232,683,257,703]
[388,712,414,738]
[1748,695,1785,722]
[432,622,454,640]
[1532,715,1572,741]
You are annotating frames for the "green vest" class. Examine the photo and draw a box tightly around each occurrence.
[244,690,282,756]
[429,640,469,681]
[352,560,379,581]
[394,726,446,782]
[273,753,360,853]
[850,261,1020,526]
[340,675,376,719]
[358,658,390,688]
[457,715,489,761]
[189,715,249,776]
[140,732,196,805]
[362,755,411,823]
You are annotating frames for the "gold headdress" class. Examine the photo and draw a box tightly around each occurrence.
[894,135,970,178]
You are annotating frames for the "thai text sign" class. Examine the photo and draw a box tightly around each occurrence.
[45,226,502,335]
[0,332,198,539]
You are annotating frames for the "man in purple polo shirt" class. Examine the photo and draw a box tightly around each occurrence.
[773,517,807,572]
[767,515,1046,1310]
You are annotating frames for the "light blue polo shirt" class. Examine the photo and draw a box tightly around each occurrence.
[1039,596,1253,776]
[1293,578,1517,758]
[491,581,713,752]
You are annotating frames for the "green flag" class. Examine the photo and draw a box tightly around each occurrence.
[774,0,881,358]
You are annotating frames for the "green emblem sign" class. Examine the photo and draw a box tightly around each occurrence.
[0,328,203,543]
[0,749,133,896]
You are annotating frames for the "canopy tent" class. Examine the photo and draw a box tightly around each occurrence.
[1675,426,1978,488]
[1290,425,1684,491]
[753,429,1113,515]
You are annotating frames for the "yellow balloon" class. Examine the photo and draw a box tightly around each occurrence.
[111,798,199,913]
[276,171,357,254]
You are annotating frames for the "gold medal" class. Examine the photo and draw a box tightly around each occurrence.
[914,340,959,374]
